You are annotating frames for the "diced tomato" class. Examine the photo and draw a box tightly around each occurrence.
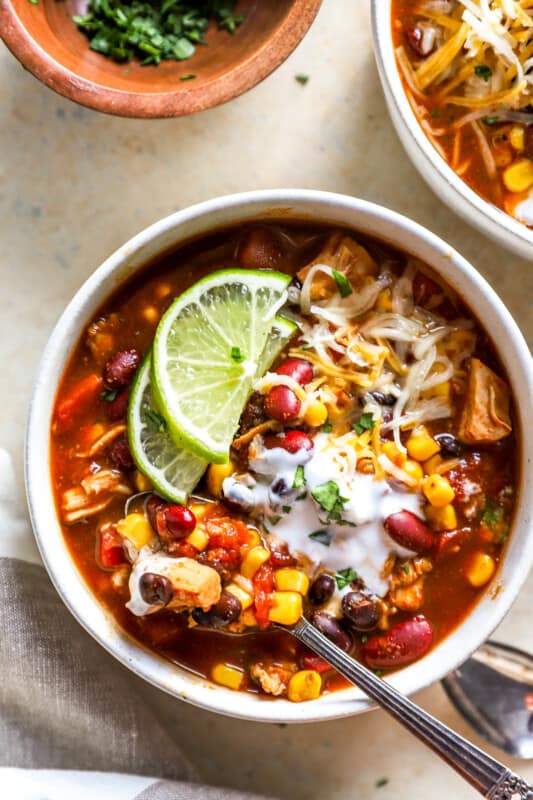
[253,563,274,629]
[434,528,467,559]
[99,527,126,568]
[302,653,332,674]
[55,374,103,432]
[170,541,199,559]
[206,516,250,550]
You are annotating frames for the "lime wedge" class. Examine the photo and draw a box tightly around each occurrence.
[128,316,296,502]
[152,269,291,463]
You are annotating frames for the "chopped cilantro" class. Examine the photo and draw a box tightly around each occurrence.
[267,515,282,526]
[311,480,349,524]
[230,346,245,363]
[475,64,493,82]
[322,421,333,433]
[403,563,410,574]
[143,406,167,433]
[308,529,332,546]
[100,388,118,403]
[180,73,197,81]
[295,491,308,501]
[353,412,375,436]
[293,465,306,489]
[430,108,441,118]
[483,116,500,126]
[480,499,503,526]
[361,635,368,644]
[376,778,389,788]
[332,269,353,298]
[295,73,309,85]
[334,567,357,590]
[374,669,383,677]
[282,505,292,514]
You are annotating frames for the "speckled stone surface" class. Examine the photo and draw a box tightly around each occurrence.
[1,0,532,797]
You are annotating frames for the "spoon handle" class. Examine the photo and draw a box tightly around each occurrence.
[290,617,533,799]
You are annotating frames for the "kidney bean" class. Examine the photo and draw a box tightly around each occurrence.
[341,592,380,631]
[105,389,129,421]
[192,591,242,628]
[308,574,335,605]
[269,542,297,568]
[145,495,167,531]
[312,612,352,652]
[265,430,313,454]
[275,358,314,386]
[384,510,435,553]
[109,436,135,471]
[156,505,196,541]
[265,386,301,422]
[236,227,292,270]
[525,125,533,159]
[139,572,174,606]
[99,526,127,568]
[361,615,434,669]
[103,348,141,388]
[434,432,463,458]
[405,26,435,58]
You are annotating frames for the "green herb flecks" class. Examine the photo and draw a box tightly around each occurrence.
[282,505,292,514]
[334,567,357,590]
[100,388,118,403]
[293,465,306,489]
[311,480,349,524]
[230,346,245,363]
[72,0,244,66]
[143,405,167,433]
[479,499,508,542]
[483,116,500,126]
[375,777,389,788]
[180,73,196,80]
[353,412,375,436]
[475,64,493,82]
[322,421,333,433]
[295,73,309,85]
[332,269,353,298]
[267,515,282,527]
[308,529,332,546]
[430,108,441,119]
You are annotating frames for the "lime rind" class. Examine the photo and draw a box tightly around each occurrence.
[153,269,292,463]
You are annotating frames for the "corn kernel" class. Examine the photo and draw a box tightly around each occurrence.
[154,282,172,299]
[427,504,457,531]
[406,427,441,462]
[431,380,450,401]
[212,664,244,690]
[274,568,309,595]
[244,528,262,549]
[206,461,235,497]
[268,591,303,625]
[304,401,328,428]
[240,608,258,627]
[376,288,393,312]
[510,126,525,152]
[423,454,442,475]
[226,583,254,610]
[186,527,209,551]
[133,470,153,492]
[116,513,154,549]
[403,459,424,482]
[288,670,322,702]
[503,159,533,193]
[189,503,207,520]
[241,546,270,579]
[422,474,455,507]
[143,305,159,323]
[465,552,496,587]
[382,441,406,466]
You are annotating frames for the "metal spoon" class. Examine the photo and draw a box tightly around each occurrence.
[442,640,533,760]
[286,617,533,799]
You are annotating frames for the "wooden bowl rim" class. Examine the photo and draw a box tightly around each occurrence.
[0,0,322,118]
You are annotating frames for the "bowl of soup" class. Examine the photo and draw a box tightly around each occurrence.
[25,189,533,722]
[371,0,533,259]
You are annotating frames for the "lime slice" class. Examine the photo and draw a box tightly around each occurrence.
[128,316,296,502]
[152,269,291,463]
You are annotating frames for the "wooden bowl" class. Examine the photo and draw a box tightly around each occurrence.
[0,0,322,118]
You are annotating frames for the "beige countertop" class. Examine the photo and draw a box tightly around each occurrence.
[1,0,532,797]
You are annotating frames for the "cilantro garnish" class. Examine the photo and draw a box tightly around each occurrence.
[430,108,441,119]
[403,563,410,574]
[295,491,308,501]
[230,346,245,363]
[295,73,310,85]
[353,412,375,435]
[322,421,333,433]
[308,529,332,546]
[332,269,353,298]
[483,116,500,126]
[311,480,349,524]
[143,406,167,433]
[267,515,282,526]
[180,73,197,81]
[480,499,503,526]
[282,505,292,514]
[475,64,492,82]
[100,388,118,403]
[293,465,306,489]
[334,567,357,590]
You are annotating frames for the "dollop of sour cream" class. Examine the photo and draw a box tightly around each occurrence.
[224,433,423,597]
[512,191,533,226]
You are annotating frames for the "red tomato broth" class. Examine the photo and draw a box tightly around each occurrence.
[50,221,518,700]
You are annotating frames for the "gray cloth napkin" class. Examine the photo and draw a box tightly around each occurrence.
[0,557,274,800]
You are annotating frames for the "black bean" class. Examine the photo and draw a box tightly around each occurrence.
[312,611,352,652]
[109,436,135,470]
[139,572,173,606]
[271,478,290,496]
[192,592,242,628]
[308,574,335,605]
[370,391,397,406]
[341,592,380,631]
[434,432,463,457]
[197,553,232,584]
[104,348,141,388]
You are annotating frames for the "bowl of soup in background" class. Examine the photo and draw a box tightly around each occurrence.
[26,189,533,723]
[371,0,533,260]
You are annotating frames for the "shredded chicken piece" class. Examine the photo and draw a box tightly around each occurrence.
[297,233,378,302]
[75,424,126,458]
[457,358,512,443]
[61,467,132,524]
[250,662,297,696]
[390,578,426,611]
[63,497,113,524]
[81,469,131,498]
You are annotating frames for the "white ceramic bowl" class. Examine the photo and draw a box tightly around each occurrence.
[371,0,533,260]
[26,189,533,723]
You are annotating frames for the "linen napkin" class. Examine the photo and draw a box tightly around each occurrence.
[0,448,275,800]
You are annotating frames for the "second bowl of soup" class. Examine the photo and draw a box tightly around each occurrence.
[26,190,533,722]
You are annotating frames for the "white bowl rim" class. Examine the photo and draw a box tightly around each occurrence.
[25,188,533,724]
[371,0,533,260]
